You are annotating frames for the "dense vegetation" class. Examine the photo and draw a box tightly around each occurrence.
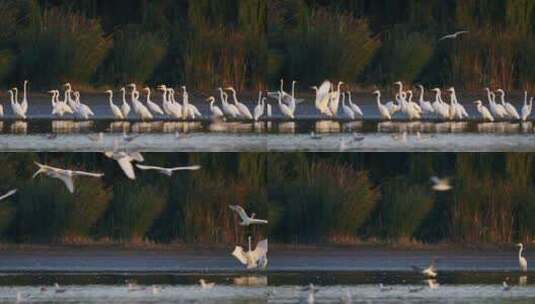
[2,0,535,91]
[0,152,535,245]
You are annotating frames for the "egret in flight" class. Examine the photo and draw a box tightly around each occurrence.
[517,243,528,272]
[33,162,104,193]
[439,30,468,41]
[232,237,268,270]
[135,164,201,176]
[0,189,17,201]
[431,176,451,191]
[229,205,268,226]
[411,258,438,278]
[104,150,144,180]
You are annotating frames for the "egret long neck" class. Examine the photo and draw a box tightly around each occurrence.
[519,245,524,259]
[23,81,28,100]
[291,81,295,98]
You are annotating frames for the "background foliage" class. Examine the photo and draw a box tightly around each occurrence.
[0,153,534,245]
[2,0,535,90]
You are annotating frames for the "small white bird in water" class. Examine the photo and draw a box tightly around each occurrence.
[412,258,438,278]
[232,236,268,270]
[0,189,17,201]
[302,284,318,304]
[517,243,528,272]
[199,279,215,289]
[502,281,512,292]
[430,176,451,191]
[33,162,104,193]
[229,205,268,226]
[54,283,67,293]
[379,283,393,292]
[135,164,200,176]
[127,283,146,292]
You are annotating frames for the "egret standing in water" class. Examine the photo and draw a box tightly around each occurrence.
[232,237,268,270]
[106,90,124,120]
[474,100,494,122]
[517,243,528,272]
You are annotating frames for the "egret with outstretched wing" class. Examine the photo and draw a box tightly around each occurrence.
[136,164,201,176]
[229,205,268,226]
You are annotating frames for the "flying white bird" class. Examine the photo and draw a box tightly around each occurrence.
[232,237,268,270]
[430,176,451,191]
[0,189,17,201]
[104,150,144,180]
[135,164,200,176]
[439,30,468,41]
[229,205,268,226]
[411,258,438,278]
[32,162,104,193]
[517,243,528,272]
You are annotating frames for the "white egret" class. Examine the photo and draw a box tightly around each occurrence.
[33,162,103,193]
[73,91,95,119]
[104,151,144,180]
[144,87,164,115]
[347,91,363,118]
[199,279,215,289]
[521,91,532,121]
[253,92,265,121]
[207,96,224,119]
[439,30,468,41]
[218,88,239,118]
[226,87,253,119]
[341,92,355,119]
[517,243,528,272]
[165,88,183,119]
[228,205,268,226]
[277,91,294,119]
[431,176,451,191]
[411,258,437,278]
[503,281,512,292]
[54,283,67,293]
[497,89,520,120]
[448,88,468,119]
[373,90,391,120]
[474,100,494,122]
[485,88,507,119]
[120,87,131,118]
[106,90,124,119]
[302,284,318,304]
[417,85,434,115]
[0,189,17,201]
[8,90,26,119]
[312,80,333,116]
[21,80,29,115]
[426,279,440,289]
[328,81,344,116]
[232,237,268,270]
[135,164,200,176]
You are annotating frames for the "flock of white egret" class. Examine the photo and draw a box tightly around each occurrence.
[3,80,534,123]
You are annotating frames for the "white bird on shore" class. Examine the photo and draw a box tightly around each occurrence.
[277,91,294,119]
[199,279,215,289]
[517,243,528,272]
[312,81,333,116]
[232,236,268,270]
[474,100,494,122]
[144,87,164,116]
[9,90,26,119]
[207,96,224,119]
[218,88,240,119]
[439,30,468,41]
[411,258,438,278]
[135,164,200,176]
[33,162,104,193]
[105,90,124,119]
[0,189,17,201]
[73,91,95,119]
[120,87,131,118]
[417,85,434,115]
[229,205,268,226]
[521,91,532,121]
[254,92,265,121]
[347,91,363,118]
[104,150,144,180]
[431,176,451,191]
[226,87,253,120]
[341,92,355,119]
[20,80,29,115]
[497,89,520,120]
[373,90,391,120]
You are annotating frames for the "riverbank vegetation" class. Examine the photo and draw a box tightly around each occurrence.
[2,1,535,91]
[0,153,534,246]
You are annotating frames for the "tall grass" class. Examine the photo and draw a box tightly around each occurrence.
[16,7,111,87]
[98,26,167,85]
[282,8,380,85]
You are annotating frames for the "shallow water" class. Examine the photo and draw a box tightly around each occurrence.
[0,248,534,303]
